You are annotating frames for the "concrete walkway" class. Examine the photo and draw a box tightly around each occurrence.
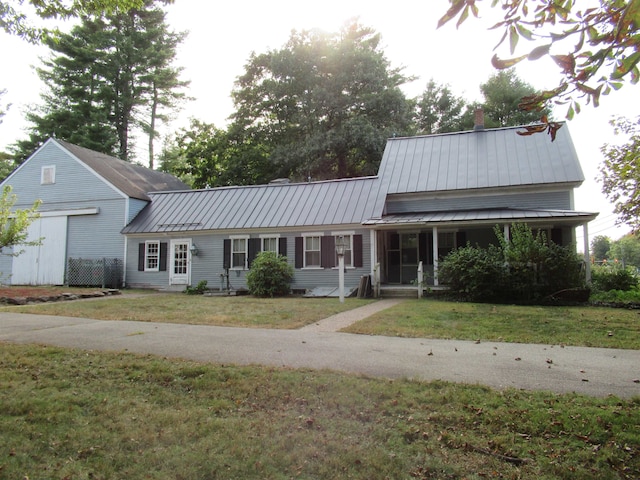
[299,298,404,332]
[1,305,639,399]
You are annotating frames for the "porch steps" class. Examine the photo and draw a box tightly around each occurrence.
[379,286,421,298]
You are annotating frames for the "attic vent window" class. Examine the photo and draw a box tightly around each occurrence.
[41,165,56,185]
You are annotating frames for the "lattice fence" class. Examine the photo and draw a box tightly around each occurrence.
[66,258,123,288]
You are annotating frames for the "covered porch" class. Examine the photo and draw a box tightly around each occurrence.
[366,208,598,296]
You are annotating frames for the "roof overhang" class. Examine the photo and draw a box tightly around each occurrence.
[364,208,598,229]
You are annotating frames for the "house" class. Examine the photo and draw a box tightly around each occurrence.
[0,138,189,286]
[122,116,597,293]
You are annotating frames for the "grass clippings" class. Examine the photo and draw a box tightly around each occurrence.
[1,344,638,479]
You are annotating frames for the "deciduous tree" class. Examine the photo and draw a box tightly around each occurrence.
[0,185,41,255]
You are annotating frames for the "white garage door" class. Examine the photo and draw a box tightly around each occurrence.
[11,216,68,285]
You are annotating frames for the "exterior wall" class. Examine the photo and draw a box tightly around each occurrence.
[67,199,128,259]
[386,190,572,214]
[125,227,372,292]
[127,198,149,224]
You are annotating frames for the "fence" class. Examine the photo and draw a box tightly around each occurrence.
[66,257,123,289]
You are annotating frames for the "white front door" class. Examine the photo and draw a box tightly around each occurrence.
[11,216,68,285]
[169,239,191,285]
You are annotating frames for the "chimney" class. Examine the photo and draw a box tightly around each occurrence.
[474,107,485,131]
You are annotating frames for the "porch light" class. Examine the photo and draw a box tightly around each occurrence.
[335,235,347,303]
[190,244,199,256]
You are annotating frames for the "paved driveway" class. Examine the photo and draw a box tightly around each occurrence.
[1,312,639,398]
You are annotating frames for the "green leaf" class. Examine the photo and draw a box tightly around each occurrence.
[528,44,551,61]
[437,0,467,29]
[509,25,519,54]
[491,53,527,69]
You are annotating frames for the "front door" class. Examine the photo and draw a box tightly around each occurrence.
[169,239,191,285]
[386,233,419,284]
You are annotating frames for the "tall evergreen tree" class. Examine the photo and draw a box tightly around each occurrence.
[416,79,468,134]
[11,0,188,165]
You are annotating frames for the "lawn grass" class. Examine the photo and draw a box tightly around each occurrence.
[1,343,638,480]
[0,294,373,329]
[342,299,640,350]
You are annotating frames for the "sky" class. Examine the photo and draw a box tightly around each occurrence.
[0,0,637,248]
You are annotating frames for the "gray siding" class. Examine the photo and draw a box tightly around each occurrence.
[126,228,372,291]
[67,199,127,259]
[386,190,572,214]
[127,199,149,224]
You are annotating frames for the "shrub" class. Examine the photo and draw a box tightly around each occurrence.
[246,251,294,297]
[184,280,208,295]
[591,266,638,292]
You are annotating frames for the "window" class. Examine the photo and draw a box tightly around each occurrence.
[334,234,353,267]
[145,241,160,271]
[304,235,322,268]
[261,236,279,253]
[41,165,56,185]
[231,236,249,269]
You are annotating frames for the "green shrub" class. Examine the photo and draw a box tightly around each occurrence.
[246,251,294,297]
[184,280,208,295]
[591,266,639,292]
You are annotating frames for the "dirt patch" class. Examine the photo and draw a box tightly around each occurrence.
[0,286,121,305]
[0,286,95,297]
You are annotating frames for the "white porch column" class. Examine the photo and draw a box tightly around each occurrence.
[583,223,591,282]
[369,229,377,278]
[432,226,439,286]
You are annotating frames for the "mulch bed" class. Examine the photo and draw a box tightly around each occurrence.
[0,286,121,305]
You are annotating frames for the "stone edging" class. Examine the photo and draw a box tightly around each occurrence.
[0,289,122,306]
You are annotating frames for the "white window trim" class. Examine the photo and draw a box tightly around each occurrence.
[41,165,56,185]
[331,232,355,268]
[230,235,249,270]
[144,240,160,272]
[302,232,324,269]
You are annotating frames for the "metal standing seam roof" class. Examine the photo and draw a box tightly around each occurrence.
[377,123,585,196]
[55,139,190,200]
[122,176,381,234]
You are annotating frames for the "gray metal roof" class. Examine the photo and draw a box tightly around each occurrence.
[377,123,585,196]
[364,208,597,226]
[56,139,190,200]
[122,177,380,234]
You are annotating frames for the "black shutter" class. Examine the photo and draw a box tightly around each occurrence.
[248,238,261,267]
[321,236,335,268]
[279,237,287,257]
[138,243,145,271]
[223,239,231,270]
[159,242,168,271]
[353,234,363,268]
[294,237,303,269]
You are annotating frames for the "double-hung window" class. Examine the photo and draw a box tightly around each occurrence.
[261,236,279,253]
[145,241,160,271]
[303,234,322,268]
[231,236,249,269]
[333,233,353,267]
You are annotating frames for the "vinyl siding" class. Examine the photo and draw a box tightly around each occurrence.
[386,190,572,214]
[126,228,372,291]
[67,198,127,259]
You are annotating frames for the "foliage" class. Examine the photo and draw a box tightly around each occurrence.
[438,0,640,119]
[439,223,585,303]
[599,116,640,230]
[480,69,552,127]
[591,265,639,292]
[246,251,294,297]
[415,79,469,134]
[591,234,611,262]
[230,20,414,181]
[10,0,188,165]
[0,0,147,41]
[0,185,41,254]
[607,232,640,268]
[183,280,208,295]
[590,287,640,304]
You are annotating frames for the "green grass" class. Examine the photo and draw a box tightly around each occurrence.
[0,294,373,329]
[343,299,640,349]
[1,344,638,479]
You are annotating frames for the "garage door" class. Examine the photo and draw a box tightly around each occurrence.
[11,216,68,285]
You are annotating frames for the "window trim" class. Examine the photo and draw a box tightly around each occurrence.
[302,232,324,269]
[41,165,56,185]
[259,233,280,253]
[144,240,160,272]
[230,235,249,270]
[331,231,355,268]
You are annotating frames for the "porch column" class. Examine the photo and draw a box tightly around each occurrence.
[432,226,439,286]
[583,223,591,282]
[503,224,510,241]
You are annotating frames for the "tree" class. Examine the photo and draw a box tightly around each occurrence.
[0,185,41,255]
[415,79,469,134]
[10,0,188,164]
[608,233,640,268]
[438,0,640,118]
[599,116,640,230]
[591,235,612,263]
[0,0,146,42]
[480,69,552,127]
[230,21,414,181]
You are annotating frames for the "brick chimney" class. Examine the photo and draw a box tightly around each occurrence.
[474,107,485,131]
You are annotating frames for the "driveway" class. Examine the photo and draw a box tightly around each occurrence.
[1,310,639,399]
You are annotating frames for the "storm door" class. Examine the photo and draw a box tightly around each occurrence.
[169,239,191,285]
[386,233,420,284]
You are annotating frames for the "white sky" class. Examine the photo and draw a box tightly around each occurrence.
[0,0,637,247]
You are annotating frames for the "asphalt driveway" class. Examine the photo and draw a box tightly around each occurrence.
[1,311,639,398]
